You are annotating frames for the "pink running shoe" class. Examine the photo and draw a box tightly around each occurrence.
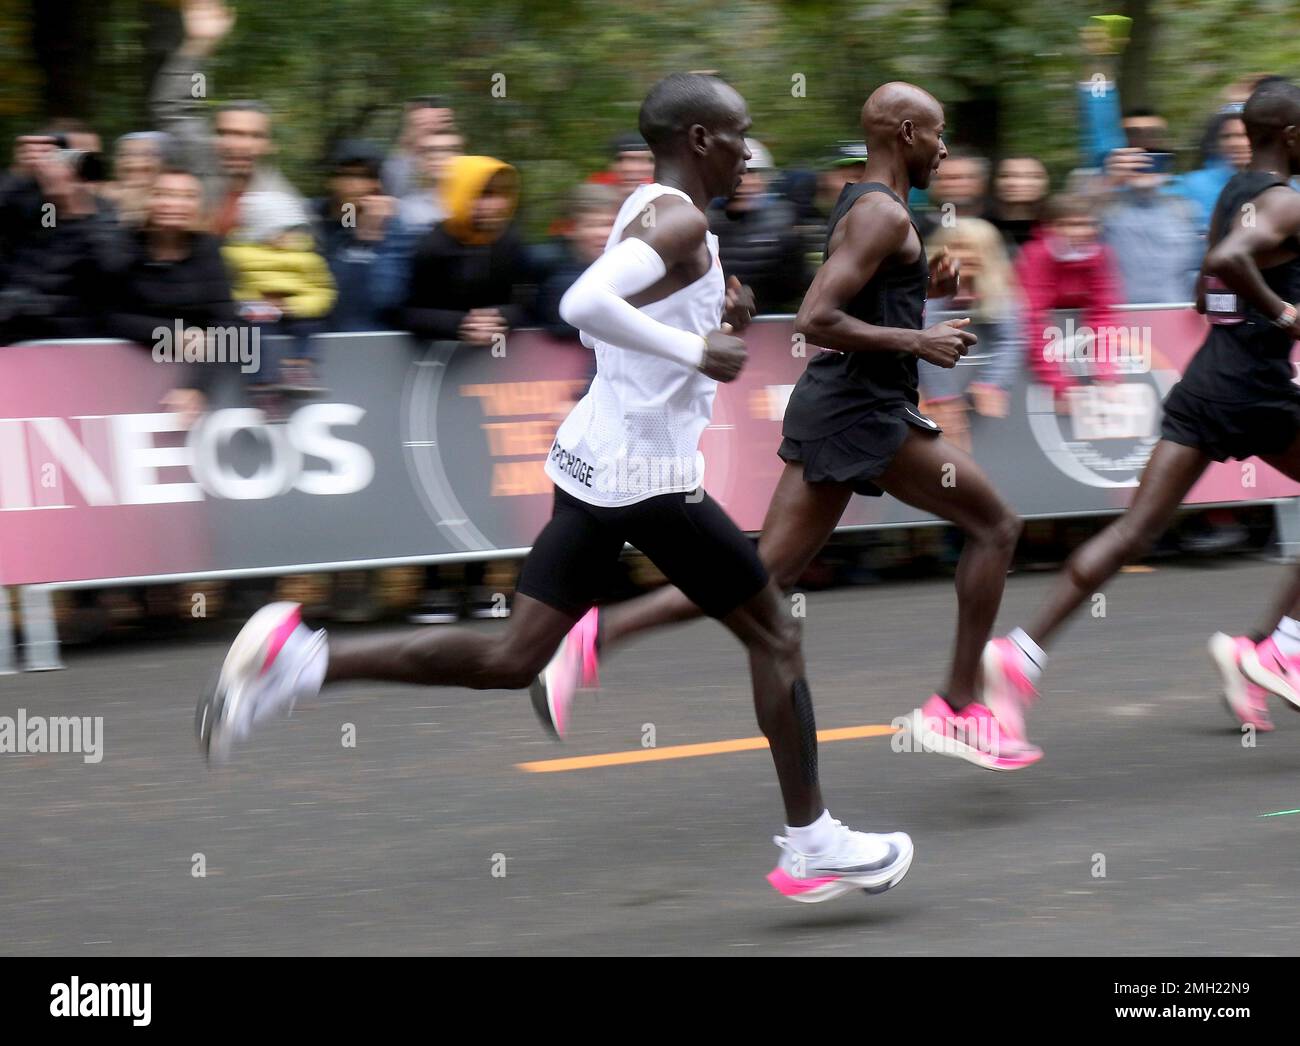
[529,607,600,739]
[981,636,1040,742]
[907,694,1043,772]
[574,606,601,689]
[1239,634,1300,713]
[1207,633,1274,731]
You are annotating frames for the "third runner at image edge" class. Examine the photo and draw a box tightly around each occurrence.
[197,73,915,903]
[545,81,1042,771]
[979,78,1300,741]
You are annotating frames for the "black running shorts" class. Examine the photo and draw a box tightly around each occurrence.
[516,486,769,620]
[1160,381,1300,462]
[778,400,943,497]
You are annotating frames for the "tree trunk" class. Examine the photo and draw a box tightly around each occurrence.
[1118,0,1155,112]
[30,0,99,119]
[946,0,1000,153]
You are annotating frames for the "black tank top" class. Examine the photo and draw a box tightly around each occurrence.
[1179,171,1300,404]
[782,182,930,440]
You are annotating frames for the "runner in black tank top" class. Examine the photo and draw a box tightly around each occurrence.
[1167,168,1300,442]
[781,180,931,444]
[586,83,1043,773]
[982,78,1300,742]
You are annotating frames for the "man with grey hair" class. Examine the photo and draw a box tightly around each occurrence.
[150,0,309,241]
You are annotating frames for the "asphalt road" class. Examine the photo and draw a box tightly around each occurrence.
[3,558,1299,955]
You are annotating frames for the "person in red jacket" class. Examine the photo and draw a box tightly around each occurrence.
[1015,192,1120,407]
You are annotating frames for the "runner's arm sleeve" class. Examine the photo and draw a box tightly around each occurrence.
[559,237,707,368]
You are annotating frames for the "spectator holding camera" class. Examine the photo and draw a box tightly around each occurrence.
[0,129,126,343]
[1099,146,1201,304]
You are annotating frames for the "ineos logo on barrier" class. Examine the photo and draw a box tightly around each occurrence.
[0,403,374,510]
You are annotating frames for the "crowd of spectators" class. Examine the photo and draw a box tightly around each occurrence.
[2,6,1291,624]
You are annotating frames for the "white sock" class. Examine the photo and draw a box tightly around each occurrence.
[1008,627,1046,682]
[1272,617,1300,659]
[786,809,836,855]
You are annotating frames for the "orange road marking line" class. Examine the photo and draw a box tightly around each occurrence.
[517,724,897,773]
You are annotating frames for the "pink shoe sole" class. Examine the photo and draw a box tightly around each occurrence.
[1239,639,1300,713]
[1208,632,1275,731]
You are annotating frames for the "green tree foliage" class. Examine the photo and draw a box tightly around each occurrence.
[2,0,1296,232]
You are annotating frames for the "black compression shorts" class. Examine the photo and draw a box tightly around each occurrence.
[1160,381,1300,462]
[516,485,769,620]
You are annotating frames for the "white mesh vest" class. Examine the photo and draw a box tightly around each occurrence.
[545,183,726,506]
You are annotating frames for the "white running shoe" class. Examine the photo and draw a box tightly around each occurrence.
[196,602,327,764]
[767,822,914,902]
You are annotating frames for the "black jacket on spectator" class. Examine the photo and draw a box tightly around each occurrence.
[0,176,128,343]
[401,222,529,340]
[108,229,241,393]
[0,172,40,284]
[707,195,807,313]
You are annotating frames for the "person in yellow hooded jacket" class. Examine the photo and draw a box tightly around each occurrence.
[400,155,528,343]
[401,156,531,624]
[224,232,336,321]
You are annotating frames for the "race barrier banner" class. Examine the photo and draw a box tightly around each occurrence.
[1,307,1298,587]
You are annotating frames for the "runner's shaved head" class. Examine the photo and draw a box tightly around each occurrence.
[854,81,947,191]
[861,82,943,150]
[1243,78,1300,147]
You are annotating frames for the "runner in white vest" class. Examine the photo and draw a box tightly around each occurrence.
[545,179,723,505]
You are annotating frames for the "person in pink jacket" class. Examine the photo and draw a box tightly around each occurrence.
[1015,192,1121,407]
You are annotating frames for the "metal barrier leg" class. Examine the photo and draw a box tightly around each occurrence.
[1273,500,1300,562]
[0,587,15,675]
[20,586,64,672]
